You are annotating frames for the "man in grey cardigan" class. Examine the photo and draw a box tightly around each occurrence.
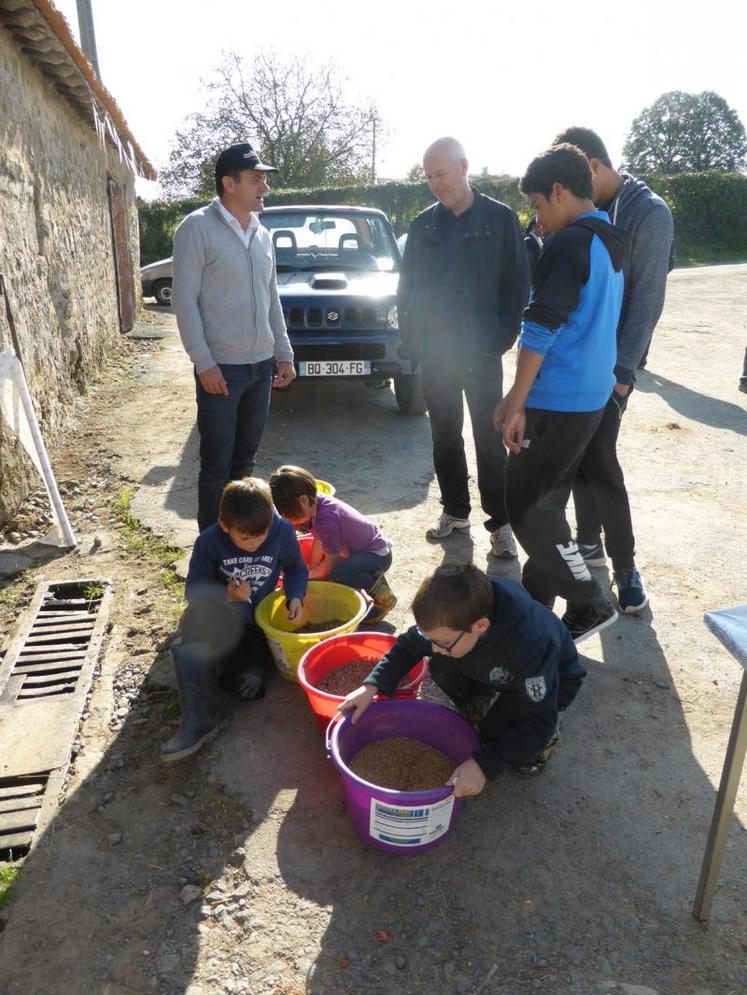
[553,127,675,614]
[172,142,296,531]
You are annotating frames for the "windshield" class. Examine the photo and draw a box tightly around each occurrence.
[260,211,399,273]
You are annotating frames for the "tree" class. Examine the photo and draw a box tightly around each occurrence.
[160,52,382,196]
[405,162,425,182]
[623,91,747,174]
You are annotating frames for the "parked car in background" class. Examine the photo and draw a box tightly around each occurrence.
[140,205,425,414]
[140,257,173,306]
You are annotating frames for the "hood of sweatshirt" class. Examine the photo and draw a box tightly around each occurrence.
[569,215,630,272]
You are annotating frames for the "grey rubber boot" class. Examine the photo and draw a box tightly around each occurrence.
[161,642,220,763]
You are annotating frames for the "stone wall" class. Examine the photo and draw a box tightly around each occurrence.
[0,23,141,522]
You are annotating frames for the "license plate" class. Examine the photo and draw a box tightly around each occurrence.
[299,360,371,376]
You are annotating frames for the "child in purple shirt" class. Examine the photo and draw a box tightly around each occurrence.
[269,464,397,623]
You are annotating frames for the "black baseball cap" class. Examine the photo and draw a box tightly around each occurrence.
[214,143,278,182]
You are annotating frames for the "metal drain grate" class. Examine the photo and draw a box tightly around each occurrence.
[0,579,113,856]
[0,774,49,859]
[11,585,102,701]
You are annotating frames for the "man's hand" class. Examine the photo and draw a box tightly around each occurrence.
[199,365,229,396]
[613,382,630,396]
[273,362,296,389]
[226,580,252,603]
[286,597,303,622]
[337,684,377,723]
[448,758,487,798]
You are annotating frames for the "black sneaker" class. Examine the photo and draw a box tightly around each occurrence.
[511,727,560,778]
[577,540,606,567]
[612,568,649,614]
[562,599,618,643]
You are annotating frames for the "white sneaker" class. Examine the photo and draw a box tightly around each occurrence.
[425,513,470,541]
[490,524,518,558]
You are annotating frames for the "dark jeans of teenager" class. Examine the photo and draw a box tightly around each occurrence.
[195,359,274,532]
[180,585,273,693]
[573,389,635,571]
[420,355,508,531]
[329,550,392,593]
[428,657,574,771]
[505,406,606,609]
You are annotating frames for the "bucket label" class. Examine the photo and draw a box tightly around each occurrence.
[369,796,455,847]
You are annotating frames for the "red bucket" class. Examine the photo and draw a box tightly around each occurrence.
[276,534,313,588]
[298,632,427,733]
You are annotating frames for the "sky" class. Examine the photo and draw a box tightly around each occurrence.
[54,0,747,199]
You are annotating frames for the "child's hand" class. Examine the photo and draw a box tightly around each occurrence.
[448,758,487,798]
[226,580,252,603]
[287,597,303,622]
[337,684,377,724]
[502,406,527,455]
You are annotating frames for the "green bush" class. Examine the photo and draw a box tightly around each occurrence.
[137,172,747,268]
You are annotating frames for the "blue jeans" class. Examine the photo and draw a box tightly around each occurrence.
[195,360,274,532]
[329,549,392,594]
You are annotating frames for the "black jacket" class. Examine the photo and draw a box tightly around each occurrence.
[397,188,529,365]
[365,579,585,778]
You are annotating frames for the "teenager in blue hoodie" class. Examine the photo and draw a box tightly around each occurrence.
[494,144,629,643]
[161,477,307,762]
[339,563,585,797]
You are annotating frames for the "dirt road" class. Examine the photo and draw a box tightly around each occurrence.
[0,264,746,995]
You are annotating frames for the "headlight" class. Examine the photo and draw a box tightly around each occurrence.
[387,305,398,329]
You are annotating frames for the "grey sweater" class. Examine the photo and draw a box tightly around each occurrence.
[605,174,674,384]
[172,200,294,374]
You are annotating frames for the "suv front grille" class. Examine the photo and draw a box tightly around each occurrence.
[284,305,387,330]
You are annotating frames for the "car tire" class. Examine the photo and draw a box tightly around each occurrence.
[394,373,427,415]
[153,279,173,307]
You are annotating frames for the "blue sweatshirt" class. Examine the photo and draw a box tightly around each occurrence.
[364,578,586,778]
[185,513,307,624]
[520,211,629,412]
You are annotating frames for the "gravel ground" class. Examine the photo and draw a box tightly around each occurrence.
[0,265,746,995]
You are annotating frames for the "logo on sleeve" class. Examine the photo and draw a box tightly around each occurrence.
[525,676,547,702]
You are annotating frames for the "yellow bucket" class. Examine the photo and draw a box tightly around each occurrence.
[315,478,336,497]
[255,581,369,681]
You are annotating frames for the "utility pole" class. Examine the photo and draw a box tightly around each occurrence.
[76,0,101,77]
[371,110,377,185]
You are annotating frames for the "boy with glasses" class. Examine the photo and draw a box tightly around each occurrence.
[338,563,585,797]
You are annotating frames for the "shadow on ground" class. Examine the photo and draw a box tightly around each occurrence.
[637,370,747,436]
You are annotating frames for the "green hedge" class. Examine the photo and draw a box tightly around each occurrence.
[137,176,525,266]
[137,172,747,268]
[641,172,747,263]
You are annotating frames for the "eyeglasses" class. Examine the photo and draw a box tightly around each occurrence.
[416,627,467,653]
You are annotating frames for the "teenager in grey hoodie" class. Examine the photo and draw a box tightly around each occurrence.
[553,127,674,615]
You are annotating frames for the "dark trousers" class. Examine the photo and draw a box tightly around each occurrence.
[428,656,575,772]
[573,389,635,571]
[180,587,273,692]
[506,407,606,609]
[195,359,274,532]
[329,549,392,593]
[420,355,508,531]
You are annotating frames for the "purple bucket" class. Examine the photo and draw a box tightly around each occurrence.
[329,698,480,854]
